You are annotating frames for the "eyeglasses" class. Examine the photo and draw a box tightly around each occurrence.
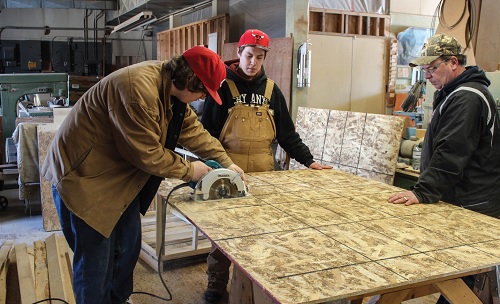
[422,61,447,75]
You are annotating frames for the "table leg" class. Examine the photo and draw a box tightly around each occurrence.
[434,278,483,304]
[229,266,254,304]
[377,289,411,303]
[229,266,274,304]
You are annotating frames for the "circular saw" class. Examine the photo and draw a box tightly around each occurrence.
[192,168,248,201]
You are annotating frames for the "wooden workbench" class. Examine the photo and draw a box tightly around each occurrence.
[156,169,500,304]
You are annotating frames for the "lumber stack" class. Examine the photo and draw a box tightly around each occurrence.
[0,234,75,304]
[0,240,12,304]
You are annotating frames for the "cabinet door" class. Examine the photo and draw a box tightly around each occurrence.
[350,37,387,114]
[308,35,387,114]
[308,34,353,111]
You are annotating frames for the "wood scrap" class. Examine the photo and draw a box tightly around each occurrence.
[14,243,36,304]
[45,233,76,304]
[3,235,76,304]
[33,240,50,302]
[0,240,13,304]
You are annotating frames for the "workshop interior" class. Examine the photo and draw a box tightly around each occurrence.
[1,0,500,303]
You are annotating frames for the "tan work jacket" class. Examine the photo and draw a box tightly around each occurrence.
[41,60,233,237]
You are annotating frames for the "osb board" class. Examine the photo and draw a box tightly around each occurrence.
[157,170,500,304]
[37,127,60,232]
[289,107,405,184]
[222,37,293,109]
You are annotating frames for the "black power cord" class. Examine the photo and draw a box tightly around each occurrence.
[434,0,476,52]
[130,182,191,302]
[33,298,69,304]
[32,183,191,304]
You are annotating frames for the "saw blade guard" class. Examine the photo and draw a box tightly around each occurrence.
[194,168,247,201]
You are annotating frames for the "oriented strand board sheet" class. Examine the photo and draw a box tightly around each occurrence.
[290,107,404,184]
[157,170,500,304]
[37,126,60,231]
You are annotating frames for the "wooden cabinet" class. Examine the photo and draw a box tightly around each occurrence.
[307,34,388,114]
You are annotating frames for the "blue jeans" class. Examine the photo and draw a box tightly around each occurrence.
[52,186,141,304]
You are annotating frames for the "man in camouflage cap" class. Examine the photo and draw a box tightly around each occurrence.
[389,33,500,304]
[409,33,462,67]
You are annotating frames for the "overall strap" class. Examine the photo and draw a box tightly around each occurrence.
[226,78,275,101]
[226,79,240,98]
[264,79,275,100]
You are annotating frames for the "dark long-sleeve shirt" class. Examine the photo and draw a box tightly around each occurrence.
[202,60,315,168]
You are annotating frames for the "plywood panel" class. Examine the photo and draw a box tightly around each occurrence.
[290,107,404,184]
[157,170,500,304]
[474,0,500,72]
[436,0,476,65]
[222,37,293,109]
[37,126,60,231]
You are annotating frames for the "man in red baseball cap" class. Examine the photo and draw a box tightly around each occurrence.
[201,29,332,303]
[41,45,244,304]
[183,46,226,105]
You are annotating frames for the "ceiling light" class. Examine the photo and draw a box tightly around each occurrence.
[111,11,157,34]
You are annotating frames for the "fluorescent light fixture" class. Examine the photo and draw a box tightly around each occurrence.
[111,11,156,34]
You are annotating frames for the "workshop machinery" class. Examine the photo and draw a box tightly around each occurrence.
[0,73,68,148]
[0,73,68,211]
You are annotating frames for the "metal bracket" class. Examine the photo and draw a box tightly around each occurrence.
[473,266,500,304]
[489,265,500,304]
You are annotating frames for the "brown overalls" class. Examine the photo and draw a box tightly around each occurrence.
[219,79,276,172]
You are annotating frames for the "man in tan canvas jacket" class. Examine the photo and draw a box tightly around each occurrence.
[42,46,244,304]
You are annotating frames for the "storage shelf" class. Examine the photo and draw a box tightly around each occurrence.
[309,8,390,38]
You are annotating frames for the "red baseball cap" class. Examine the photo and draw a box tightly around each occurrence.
[238,29,270,51]
[182,46,226,105]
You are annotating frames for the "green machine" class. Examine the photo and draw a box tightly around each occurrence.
[0,73,68,147]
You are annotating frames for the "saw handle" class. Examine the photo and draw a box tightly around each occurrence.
[188,160,223,188]
[205,160,223,169]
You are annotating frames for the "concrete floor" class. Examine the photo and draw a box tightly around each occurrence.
[0,180,439,304]
[0,181,54,244]
[0,180,217,304]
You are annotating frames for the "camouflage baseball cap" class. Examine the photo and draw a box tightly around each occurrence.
[409,34,462,67]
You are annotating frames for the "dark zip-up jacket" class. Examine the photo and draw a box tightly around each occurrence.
[414,66,500,217]
[202,60,314,168]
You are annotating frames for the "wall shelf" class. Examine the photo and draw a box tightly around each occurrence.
[309,8,390,38]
